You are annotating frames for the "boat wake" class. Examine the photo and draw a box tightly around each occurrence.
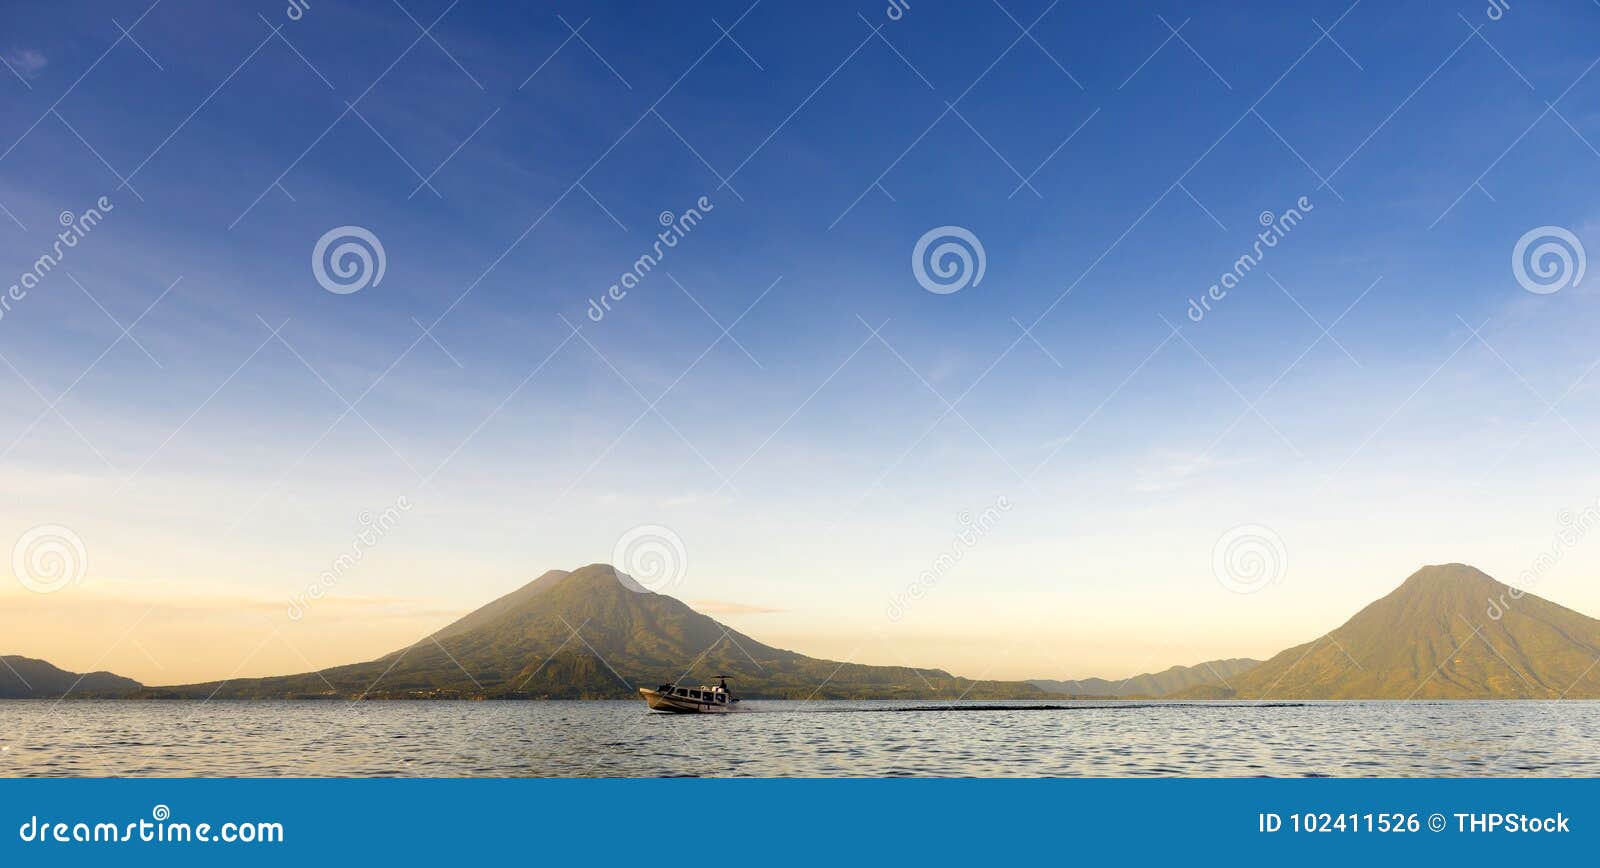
[737,702,1316,714]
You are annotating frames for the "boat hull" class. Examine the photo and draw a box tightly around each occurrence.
[639,687,734,713]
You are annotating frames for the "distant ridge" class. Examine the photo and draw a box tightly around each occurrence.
[24,562,1600,702]
[1175,564,1600,699]
[1032,658,1261,698]
[138,564,1045,700]
[0,655,141,699]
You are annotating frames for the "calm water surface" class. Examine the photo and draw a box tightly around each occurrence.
[2,700,1595,777]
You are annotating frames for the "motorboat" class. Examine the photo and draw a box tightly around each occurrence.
[638,675,739,713]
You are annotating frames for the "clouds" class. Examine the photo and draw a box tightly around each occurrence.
[8,3,1600,683]
[1133,450,1222,493]
[688,599,782,616]
[3,48,46,82]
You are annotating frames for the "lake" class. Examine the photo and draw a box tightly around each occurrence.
[2,700,1596,777]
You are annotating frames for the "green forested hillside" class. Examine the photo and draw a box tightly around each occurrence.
[0,655,141,698]
[1177,564,1600,699]
[141,564,1044,700]
[1032,658,1261,698]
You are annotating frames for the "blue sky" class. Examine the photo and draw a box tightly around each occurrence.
[4,0,1600,683]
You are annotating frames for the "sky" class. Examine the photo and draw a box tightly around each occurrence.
[4,0,1600,685]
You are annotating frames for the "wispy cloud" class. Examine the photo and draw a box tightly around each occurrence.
[690,599,783,615]
[3,48,47,81]
[1133,450,1228,493]
[0,586,463,622]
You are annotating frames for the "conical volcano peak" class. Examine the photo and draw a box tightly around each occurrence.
[1180,563,1600,699]
[1391,564,1505,605]
[569,562,630,583]
[139,561,1041,700]
[555,563,657,595]
[1401,563,1496,587]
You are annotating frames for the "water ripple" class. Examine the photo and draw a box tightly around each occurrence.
[1,699,1597,778]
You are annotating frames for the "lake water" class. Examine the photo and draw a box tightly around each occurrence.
[2,700,1596,777]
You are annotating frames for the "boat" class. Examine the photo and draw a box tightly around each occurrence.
[638,675,739,713]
